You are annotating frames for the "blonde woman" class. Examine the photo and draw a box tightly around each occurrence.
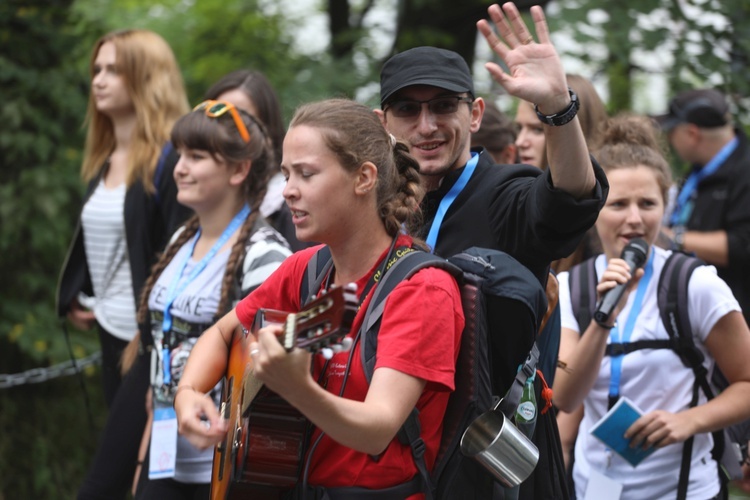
[56,29,191,500]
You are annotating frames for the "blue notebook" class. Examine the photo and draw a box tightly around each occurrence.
[589,397,656,467]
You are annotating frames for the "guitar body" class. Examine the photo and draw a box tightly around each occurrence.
[211,285,357,499]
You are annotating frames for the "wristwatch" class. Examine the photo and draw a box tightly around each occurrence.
[535,88,580,127]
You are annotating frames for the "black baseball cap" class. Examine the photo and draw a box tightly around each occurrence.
[653,89,730,130]
[380,47,475,107]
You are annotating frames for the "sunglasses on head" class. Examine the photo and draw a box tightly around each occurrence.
[193,100,251,143]
[384,95,473,119]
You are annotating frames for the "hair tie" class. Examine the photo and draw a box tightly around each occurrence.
[389,133,397,148]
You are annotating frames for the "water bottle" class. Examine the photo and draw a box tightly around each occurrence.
[515,375,537,439]
[500,376,536,500]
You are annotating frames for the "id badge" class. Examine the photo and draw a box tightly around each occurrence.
[148,403,178,479]
[583,469,622,500]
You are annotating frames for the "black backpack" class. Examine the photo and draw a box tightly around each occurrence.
[300,245,569,499]
[568,251,748,500]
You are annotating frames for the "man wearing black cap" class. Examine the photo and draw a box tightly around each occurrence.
[376,4,607,285]
[656,88,750,327]
[376,3,607,499]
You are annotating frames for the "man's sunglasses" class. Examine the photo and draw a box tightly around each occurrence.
[193,100,251,143]
[384,95,474,119]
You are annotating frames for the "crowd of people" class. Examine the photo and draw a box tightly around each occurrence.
[56,2,750,499]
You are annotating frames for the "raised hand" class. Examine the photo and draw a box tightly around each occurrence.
[477,3,569,114]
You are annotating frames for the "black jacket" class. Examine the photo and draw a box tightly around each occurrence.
[686,127,750,326]
[420,148,609,283]
[56,145,192,343]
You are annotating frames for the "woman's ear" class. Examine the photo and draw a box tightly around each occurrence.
[355,161,378,196]
[229,160,252,187]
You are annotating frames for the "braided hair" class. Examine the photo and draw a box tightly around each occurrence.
[136,102,275,325]
[289,98,424,242]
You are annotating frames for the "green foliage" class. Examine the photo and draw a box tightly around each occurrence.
[550,0,750,124]
[0,0,100,364]
[0,340,108,498]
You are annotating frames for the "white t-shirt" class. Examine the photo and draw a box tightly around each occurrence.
[557,246,740,500]
[81,181,137,340]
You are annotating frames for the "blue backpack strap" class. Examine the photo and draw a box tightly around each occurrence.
[569,257,597,334]
[153,142,174,207]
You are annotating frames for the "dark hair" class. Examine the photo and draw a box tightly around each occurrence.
[594,113,673,203]
[471,101,518,159]
[289,98,424,238]
[137,104,275,323]
[204,70,285,168]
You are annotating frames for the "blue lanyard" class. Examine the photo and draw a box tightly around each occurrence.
[607,250,655,400]
[425,152,479,253]
[669,137,738,226]
[161,204,250,383]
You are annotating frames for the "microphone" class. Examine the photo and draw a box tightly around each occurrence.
[593,238,649,326]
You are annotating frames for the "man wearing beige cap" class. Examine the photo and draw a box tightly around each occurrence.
[656,88,750,327]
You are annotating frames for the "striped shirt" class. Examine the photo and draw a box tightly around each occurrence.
[81,181,137,341]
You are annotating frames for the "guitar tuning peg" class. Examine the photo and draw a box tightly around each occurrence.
[340,337,353,352]
[320,347,334,360]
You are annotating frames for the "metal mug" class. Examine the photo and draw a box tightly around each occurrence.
[460,401,540,487]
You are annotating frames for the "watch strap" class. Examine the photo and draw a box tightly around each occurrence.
[535,88,580,127]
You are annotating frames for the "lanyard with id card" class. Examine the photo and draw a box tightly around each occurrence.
[149,204,250,479]
[585,251,655,498]
[148,404,178,479]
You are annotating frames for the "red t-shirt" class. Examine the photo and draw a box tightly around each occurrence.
[235,235,464,494]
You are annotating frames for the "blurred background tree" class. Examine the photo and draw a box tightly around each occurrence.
[1,0,748,497]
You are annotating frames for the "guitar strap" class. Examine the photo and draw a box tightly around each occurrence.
[297,237,417,494]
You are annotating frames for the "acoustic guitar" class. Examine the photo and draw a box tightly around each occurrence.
[211,284,357,500]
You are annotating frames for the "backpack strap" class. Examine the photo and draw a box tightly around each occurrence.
[657,251,713,500]
[300,246,333,306]
[568,257,597,334]
[298,248,459,499]
[360,251,461,500]
[359,251,460,382]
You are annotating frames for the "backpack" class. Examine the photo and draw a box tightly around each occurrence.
[568,251,748,500]
[300,245,570,499]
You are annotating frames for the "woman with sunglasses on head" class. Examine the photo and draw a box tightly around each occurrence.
[174,98,464,498]
[553,114,750,499]
[205,69,314,252]
[57,29,193,500]
[133,100,291,499]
